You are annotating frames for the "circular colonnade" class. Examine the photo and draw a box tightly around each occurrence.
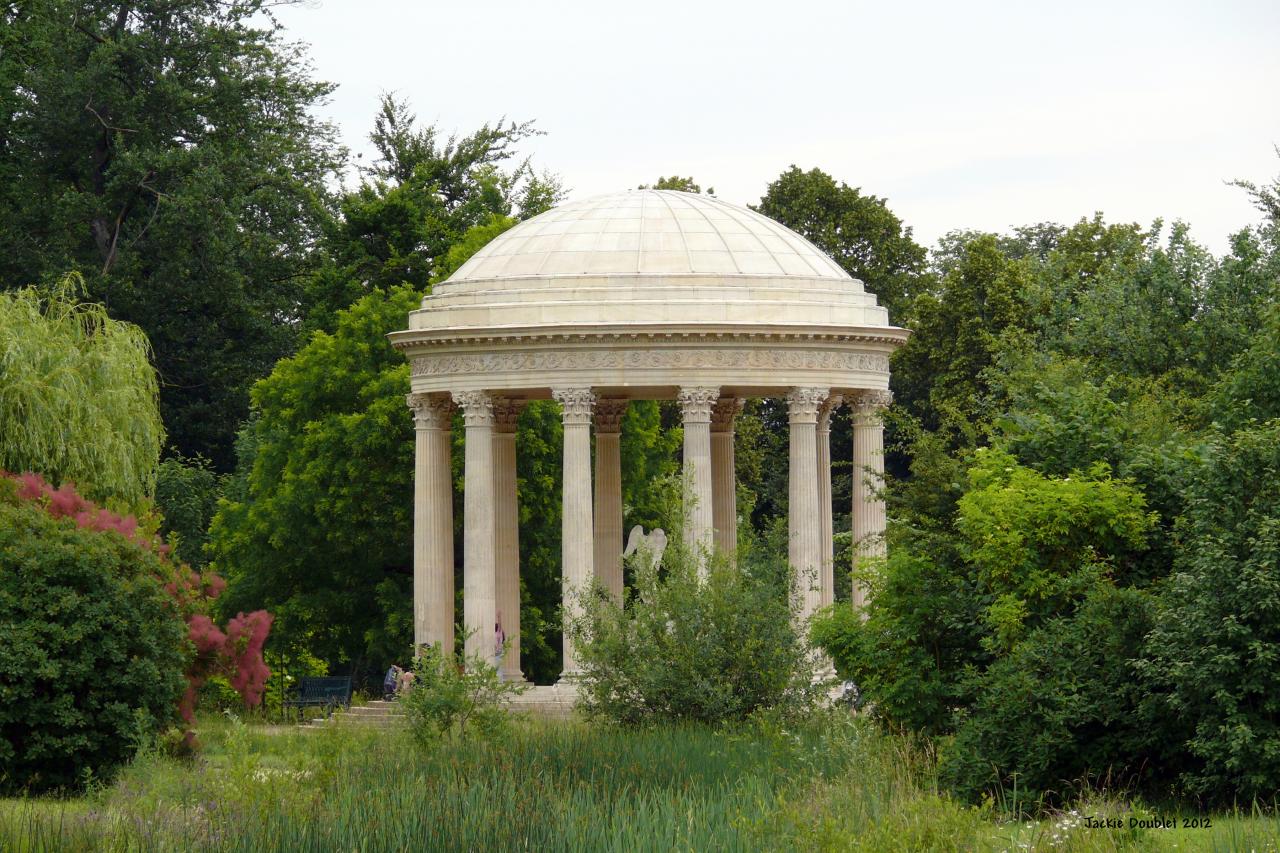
[390,189,908,682]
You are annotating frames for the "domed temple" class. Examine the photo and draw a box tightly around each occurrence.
[390,189,909,683]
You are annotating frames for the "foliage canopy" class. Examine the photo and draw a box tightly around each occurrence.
[0,273,162,505]
[0,0,343,467]
[755,166,926,321]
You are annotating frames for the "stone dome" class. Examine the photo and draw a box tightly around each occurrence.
[453,190,850,280]
[405,190,897,333]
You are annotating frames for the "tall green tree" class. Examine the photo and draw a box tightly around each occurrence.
[1027,217,1228,389]
[754,166,926,321]
[930,223,1066,275]
[0,0,344,469]
[154,454,223,568]
[891,234,1032,435]
[1212,299,1280,429]
[826,158,1280,806]
[208,285,419,677]
[0,273,162,505]
[306,95,563,332]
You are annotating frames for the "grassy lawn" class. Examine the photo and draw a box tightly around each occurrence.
[2,710,1277,852]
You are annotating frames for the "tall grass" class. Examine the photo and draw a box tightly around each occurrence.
[2,711,1278,851]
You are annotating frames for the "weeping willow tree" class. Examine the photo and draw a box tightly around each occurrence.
[0,273,163,504]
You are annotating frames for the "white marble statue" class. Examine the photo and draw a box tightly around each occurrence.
[623,525,667,569]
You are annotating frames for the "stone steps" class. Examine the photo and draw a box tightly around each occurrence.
[503,684,578,719]
[300,699,404,729]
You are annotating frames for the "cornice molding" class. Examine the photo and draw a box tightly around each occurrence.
[389,326,909,352]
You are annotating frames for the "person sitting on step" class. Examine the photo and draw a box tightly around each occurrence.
[383,664,402,700]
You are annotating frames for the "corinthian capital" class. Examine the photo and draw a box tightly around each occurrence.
[677,386,720,423]
[593,398,628,434]
[552,387,596,425]
[492,397,527,434]
[454,390,495,427]
[849,389,893,423]
[818,394,844,431]
[406,392,455,430]
[785,387,829,423]
[710,397,745,432]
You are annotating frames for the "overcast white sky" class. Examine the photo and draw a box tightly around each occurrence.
[273,0,1279,254]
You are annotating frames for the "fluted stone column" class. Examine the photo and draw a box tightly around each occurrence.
[554,387,595,681]
[457,391,496,666]
[493,398,526,683]
[593,399,627,603]
[407,392,455,656]
[710,397,743,557]
[787,387,828,621]
[851,390,892,612]
[678,386,719,569]
[817,394,842,609]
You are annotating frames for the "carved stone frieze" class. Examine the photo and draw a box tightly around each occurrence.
[410,347,890,378]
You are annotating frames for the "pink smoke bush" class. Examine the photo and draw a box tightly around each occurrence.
[179,609,273,725]
[14,471,170,558]
[224,610,274,706]
[5,471,272,739]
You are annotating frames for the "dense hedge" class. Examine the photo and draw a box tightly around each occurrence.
[1140,422,1280,802]
[0,499,187,793]
[939,585,1164,807]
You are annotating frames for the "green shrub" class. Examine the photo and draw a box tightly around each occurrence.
[955,449,1155,652]
[811,549,988,734]
[815,452,1157,740]
[1139,422,1280,802]
[0,499,187,793]
[939,585,1161,808]
[399,642,526,745]
[569,540,818,725]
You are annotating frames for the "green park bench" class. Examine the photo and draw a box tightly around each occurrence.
[283,676,353,722]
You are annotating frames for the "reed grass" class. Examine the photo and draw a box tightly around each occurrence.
[1,710,1276,852]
